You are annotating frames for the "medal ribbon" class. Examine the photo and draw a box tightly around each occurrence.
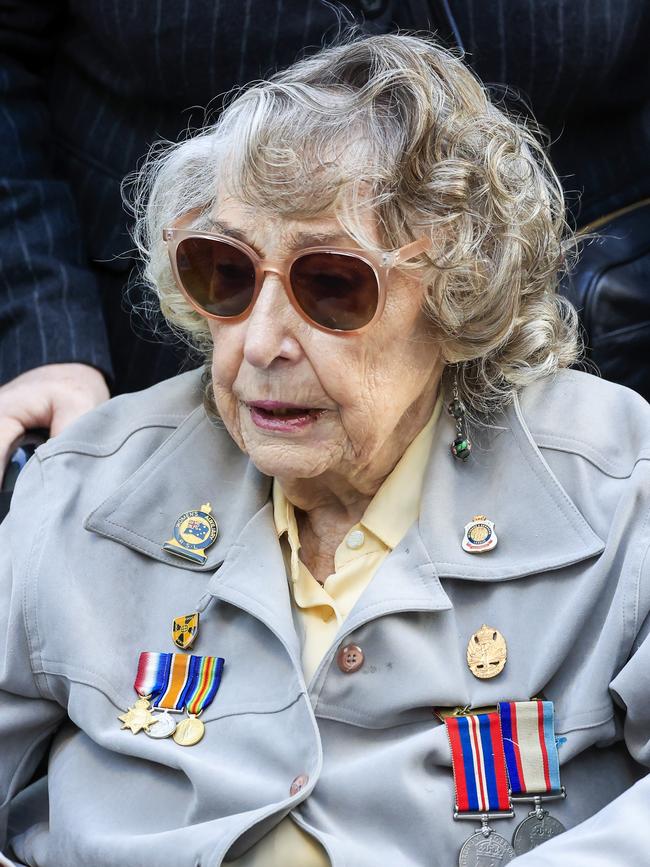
[446,712,512,813]
[498,700,562,795]
[134,652,171,701]
[184,655,225,715]
[154,653,198,710]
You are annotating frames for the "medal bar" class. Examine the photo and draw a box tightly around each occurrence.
[173,655,225,746]
[445,711,515,866]
[498,700,567,854]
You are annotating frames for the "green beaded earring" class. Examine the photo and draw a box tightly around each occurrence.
[448,372,471,461]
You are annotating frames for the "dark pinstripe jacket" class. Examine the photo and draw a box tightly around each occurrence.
[1,0,649,394]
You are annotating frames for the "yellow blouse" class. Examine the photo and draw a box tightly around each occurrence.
[228,397,441,866]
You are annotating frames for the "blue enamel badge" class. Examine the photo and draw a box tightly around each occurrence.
[163,503,218,565]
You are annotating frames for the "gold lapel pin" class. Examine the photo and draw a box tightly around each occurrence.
[172,612,200,650]
[466,624,507,679]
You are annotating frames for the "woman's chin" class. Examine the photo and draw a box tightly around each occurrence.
[243,439,336,480]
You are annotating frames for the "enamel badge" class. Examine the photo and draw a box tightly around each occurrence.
[173,613,199,650]
[462,515,497,554]
[466,624,507,679]
[163,503,218,565]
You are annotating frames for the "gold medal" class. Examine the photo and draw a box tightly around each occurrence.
[466,624,507,679]
[118,697,158,734]
[163,503,218,565]
[172,714,205,746]
[172,612,199,650]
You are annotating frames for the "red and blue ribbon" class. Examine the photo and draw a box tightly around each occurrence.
[446,712,511,813]
[498,700,562,795]
[134,651,171,701]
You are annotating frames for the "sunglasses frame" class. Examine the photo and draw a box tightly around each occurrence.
[163,227,432,335]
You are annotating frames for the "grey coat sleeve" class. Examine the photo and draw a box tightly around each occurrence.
[515,561,650,864]
[0,456,65,857]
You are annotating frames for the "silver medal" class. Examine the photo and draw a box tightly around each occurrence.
[144,710,177,739]
[459,831,515,867]
[512,811,566,855]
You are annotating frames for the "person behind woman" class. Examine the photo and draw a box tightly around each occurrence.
[1,33,648,867]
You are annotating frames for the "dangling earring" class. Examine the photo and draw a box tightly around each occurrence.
[448,370,471,461]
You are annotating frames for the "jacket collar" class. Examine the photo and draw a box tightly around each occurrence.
[86,387,605,612]
[85,407,272,573]
[417,390,605,580]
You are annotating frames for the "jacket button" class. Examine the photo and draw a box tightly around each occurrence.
[290,774,309,796]
[337,644,365,673]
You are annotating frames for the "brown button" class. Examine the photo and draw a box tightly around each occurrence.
[290,774,309,796]
[337,644,365,673]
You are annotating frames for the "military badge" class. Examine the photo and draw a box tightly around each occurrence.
[462,514,497,553]
[118,697,157,734]
[163,503,218,564]
[172,612,200,650]
[466,624,507,679]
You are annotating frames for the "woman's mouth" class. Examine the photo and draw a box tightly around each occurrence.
[246,401,326,432]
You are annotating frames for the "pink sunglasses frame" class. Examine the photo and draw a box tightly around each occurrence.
[163,227,432,335]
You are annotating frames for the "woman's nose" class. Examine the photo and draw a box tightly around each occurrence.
[242,273,303,369]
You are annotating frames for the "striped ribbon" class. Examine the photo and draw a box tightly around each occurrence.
[154,653,198,710]
[446,712,512,813]
[184,655,225,715]
[498,700,562,795]
[134,652,172,700]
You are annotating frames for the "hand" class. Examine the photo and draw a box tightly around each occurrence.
[0,363,110,469]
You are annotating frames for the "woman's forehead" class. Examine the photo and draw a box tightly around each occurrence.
[210,196,381,251]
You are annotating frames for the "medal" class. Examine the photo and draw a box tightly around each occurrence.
[173,655,225,747]
[466,625,507,679]
[498,700,567,854]
[118,697,158,734]
[122,652,224,745]
[120,652,173,736]
[445,711,515,866]
[145,710,178,739]
[121,651,191,740]
[163,503,218,565]
[172,612,200,650]
[462,515,497,553]
[173,715,205,746]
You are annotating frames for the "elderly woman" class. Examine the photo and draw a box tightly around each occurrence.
[1,33,649,867]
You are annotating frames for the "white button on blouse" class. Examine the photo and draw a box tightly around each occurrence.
[346,529,366,550]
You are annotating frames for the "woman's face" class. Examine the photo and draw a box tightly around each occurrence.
[208,197,443,483]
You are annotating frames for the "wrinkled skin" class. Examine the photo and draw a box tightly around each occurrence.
[208,198,443,579]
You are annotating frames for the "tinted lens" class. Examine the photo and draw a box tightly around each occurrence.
[176,238,256,317]
[290,252,379,331]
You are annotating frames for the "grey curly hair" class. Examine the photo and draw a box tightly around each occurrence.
[129,31,580,419]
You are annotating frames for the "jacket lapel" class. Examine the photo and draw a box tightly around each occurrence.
[85,407,272,572]
[418,390,605,581]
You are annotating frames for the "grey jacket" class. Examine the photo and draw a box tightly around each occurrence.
[1,368,649,867]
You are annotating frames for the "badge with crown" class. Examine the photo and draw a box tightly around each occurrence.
[163,503,218,565]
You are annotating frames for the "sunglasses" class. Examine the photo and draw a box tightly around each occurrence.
[163,227,431,334]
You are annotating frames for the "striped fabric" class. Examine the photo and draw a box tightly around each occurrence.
[445,712,511,813]
[134,651,171,700]
[154,653,197,710]
[499,700,562,795]
[185,655,225,716]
